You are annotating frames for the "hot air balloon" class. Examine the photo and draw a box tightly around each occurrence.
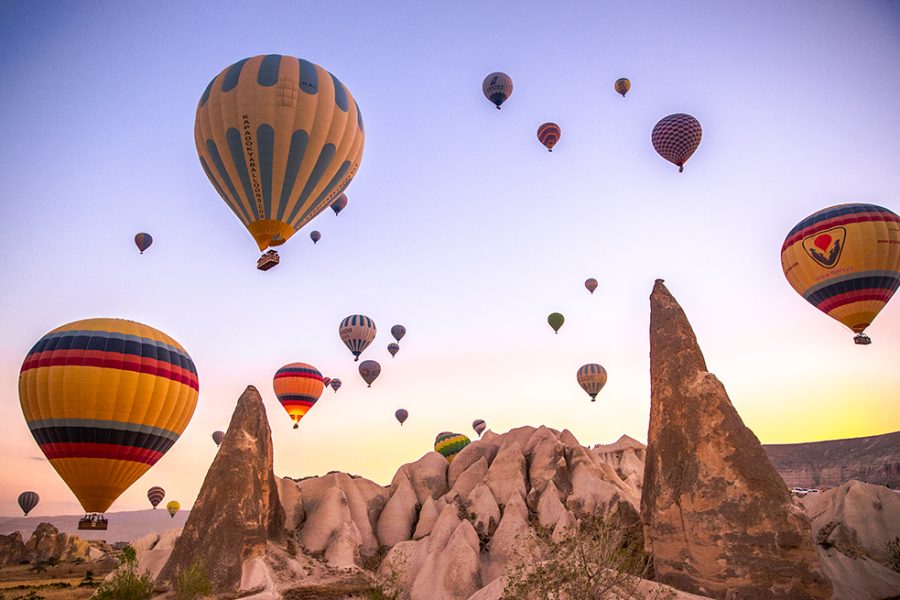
[340,315,376,361]
[212,431,225,447]
[537,122,561,152]
[585,278,598,294]
[391,324,406,342]
[548,312,565,334]
[482,72,513,110]
[331,193,348,215]
[387,343,399,357]
[19,318,198,530]
[652,113,702,173]
[323,376,332,388]
[395,409,408,426]
[614,78,631,97]
[134,233,153,254]
[147,486,165,509]
[781,203,900,345]
[577,364,608,402]
[434,432,470,463]
[359,360,381,387]
[330,378,342,392]
[166,500,180,518]
[472,419,486,437]
[194,55,365,270]
[274,363,325,429]
[18,491,39,516]
[310,231,321,244]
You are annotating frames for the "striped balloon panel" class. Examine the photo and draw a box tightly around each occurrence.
[614,78,631,96]
[147,486,165,508]
[482,72,513,108]
[537,123,561,151]
[472,419,486,435]
[18,491,39,515]
[434,432,471,462]
[781,203,900,334]
[340,315,377,357]
[651,114,702,172]
[195,54,365,251]
[18,319,199,514]
[273,363,324,425]
[577,364,608,398]
[134,233,152,253]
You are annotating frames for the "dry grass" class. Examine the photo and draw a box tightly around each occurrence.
[0,560,114,600]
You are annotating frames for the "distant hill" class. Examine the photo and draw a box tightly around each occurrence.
[763,431,900,489]
[0,509,188,544]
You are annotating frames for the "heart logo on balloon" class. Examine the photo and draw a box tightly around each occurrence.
[813,234,832,251]
[802,227,846,269]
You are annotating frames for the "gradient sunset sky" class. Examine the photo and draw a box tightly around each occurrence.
[1,1,898,517]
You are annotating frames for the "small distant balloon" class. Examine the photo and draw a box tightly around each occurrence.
[537,122,561,152]
[166,500,180,518]
[359,360,381,387]
[387,342,399,357]
[331,194,349,215]
[472,419,486,437]
[548,312,565,334]
[147,486,165,509]
[274,363,325,429]
[18,491,39,516]
[614,78,631,97]
[395,409,408,426]
[482,72,513,109]
[391,324,406,342]
[310,231,321,244]
[330,378,342,392]
[434,432,470,463]
[340,315,377,361]
[212,431,225,447]
[585,278,598,295]
[323,376,332,388]
[134,233,153,254]
[652,113,702,173]
[577,363,608,402]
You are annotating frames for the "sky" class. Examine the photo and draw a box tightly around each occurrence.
[1,1,899,517]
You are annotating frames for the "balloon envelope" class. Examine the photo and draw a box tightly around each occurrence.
[274,363,325,429]
[387,342,399,357]
[472,419,486,437]
[212,431,225,446]
[359,360,381,387]
[147,486,165,509]
[652,113,702,172]
[585,278,598,294]
[194,55,364,252]
[18,318,199,514]
[330,378,342,392]
[434,432,470,463]
[323,376,332,388]
[18,491,39,516]
[310,231,321,244]
[390,324,406,342]
[577,363,608,401]
[548,312,565,333]
[781,203,900,342]
[340,315,376,361]
[331,193,348,215]
[166,500,180,518]
[134,233,153,254]
[537,122,561,152]
[614,78,631,97]
[482,72,513,109]
[395,409,408,425]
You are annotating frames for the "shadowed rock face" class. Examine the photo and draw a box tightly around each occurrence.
[642,280,832,599]
[157,385,285,592]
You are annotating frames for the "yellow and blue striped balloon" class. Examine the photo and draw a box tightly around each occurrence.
[577,363,608,401]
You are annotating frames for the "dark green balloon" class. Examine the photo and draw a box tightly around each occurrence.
[548,312,565,334]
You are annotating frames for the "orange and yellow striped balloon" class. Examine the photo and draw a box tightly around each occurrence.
[273,363,325,429]
[781,203,900,343]
[18,319,199,514]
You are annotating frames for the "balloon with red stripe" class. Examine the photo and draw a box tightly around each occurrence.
[651,113,702,172]
[147,486,165,509]
[18,318,199,516]
[537,122,561,152]
[274,362,325,429]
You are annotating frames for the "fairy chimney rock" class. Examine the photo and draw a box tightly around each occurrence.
[642,280,831,599]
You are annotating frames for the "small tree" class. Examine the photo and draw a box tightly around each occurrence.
[175,560,212,600]
[91,544,154,600]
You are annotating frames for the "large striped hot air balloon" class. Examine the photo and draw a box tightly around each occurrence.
[18,319,198,528]
[781,203,900,345]
[359,360,381,387]
[18,491,39,516]
[434,432,470,463]
[577,364,608,401]
[273,363,325,429]
[340,315,376,361]
[614,78,631,97]
[147,486,165,509]
[537,122,561,152]
[194,55,365,266]
[134,233,153,254]
[652,114,702,172]
[482,72,513,109]
[166,500,180,518]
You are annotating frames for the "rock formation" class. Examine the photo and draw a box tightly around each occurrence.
[0,523,93,566]
[0,531,25,566]
[642,280,832,599]
[764,431,900,489]
[157,385,285,592]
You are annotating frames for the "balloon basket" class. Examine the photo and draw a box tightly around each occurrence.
[257,250,280,271]
[78,515,108,530]
[854,333,871,346]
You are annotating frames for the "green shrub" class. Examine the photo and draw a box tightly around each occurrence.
[91,545,154,600]
[175,560,212,600]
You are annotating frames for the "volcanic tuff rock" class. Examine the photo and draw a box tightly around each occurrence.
[157,385,285,593]
[0,531,25,566]
[642,280,832,599]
